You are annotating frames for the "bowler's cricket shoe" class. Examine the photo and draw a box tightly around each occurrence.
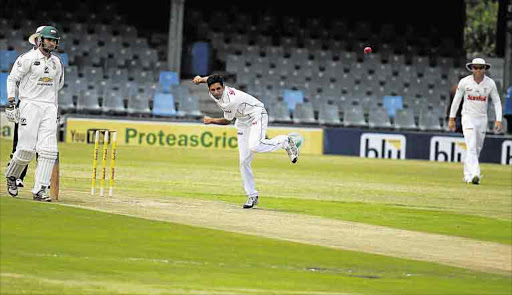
[285,136,299,164]
[16,179,24,187]
[6,177,18,197]
[243,195,259,209]
[33,190,52,202]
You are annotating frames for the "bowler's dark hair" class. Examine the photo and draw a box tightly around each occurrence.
[207,75,224,87]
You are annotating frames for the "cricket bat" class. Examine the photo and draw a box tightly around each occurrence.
[50,153,59,200]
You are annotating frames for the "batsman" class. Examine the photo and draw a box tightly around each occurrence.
[4,25,64,202]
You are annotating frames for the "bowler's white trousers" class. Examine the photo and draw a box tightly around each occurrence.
[461,116,487,181]
[237,113,288,197]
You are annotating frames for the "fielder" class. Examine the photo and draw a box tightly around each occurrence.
[193,75,300,209]
[4,26,64,201]
[448,58,502,185]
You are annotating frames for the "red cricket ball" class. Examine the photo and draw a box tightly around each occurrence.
[364,47,372,54]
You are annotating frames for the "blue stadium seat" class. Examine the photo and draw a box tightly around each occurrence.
[282,89,304,112]
[0,50,12,72]
[0,72,8,106]
[152,92,177,117]
[59,53,69,66]
[382,95,403,119]
[159,71,179,92]
[504,86,512,116]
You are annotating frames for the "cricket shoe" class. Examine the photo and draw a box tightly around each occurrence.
[285,136,299,164]
[33,189,52,202]
[471,175,481,185]
[243,195,259,209]
[16,179,24,187]
[6,176,18,197]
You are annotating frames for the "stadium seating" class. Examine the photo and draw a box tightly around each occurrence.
[127,92,151,117]
[76,89,102,114]
[152,92,177,117]
[0,72,7,106]
[57,87,75,113]
[282,89,304,112]
[102,88,126,115]
[0,1,472,134]
[317,101,342,126]
[382,96,404,119]
[176,95,202,118]
[292,101,316,124]
[394,108,418,130]
[368,105,393,129]
[343,102,367,127]
[268,100,292,123]
[418,108,443,131]
[0,50,15,72]
[159,71,180,90]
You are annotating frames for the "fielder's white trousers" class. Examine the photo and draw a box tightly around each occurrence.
[14,100,58,193]
[237,113,289,197]
[461,116,487,181]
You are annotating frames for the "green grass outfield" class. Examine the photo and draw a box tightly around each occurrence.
[1,138,511,294]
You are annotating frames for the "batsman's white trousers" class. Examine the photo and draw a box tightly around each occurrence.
[237,113,288,197]
[13,100,58,193]
[461,116,487,181]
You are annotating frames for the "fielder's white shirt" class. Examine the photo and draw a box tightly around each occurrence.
[7,48,64,105]
[449,75,502,121]
[209,86,266,129]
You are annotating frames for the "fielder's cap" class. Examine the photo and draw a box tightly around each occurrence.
[466,58,491,71]
[28,26,60,45]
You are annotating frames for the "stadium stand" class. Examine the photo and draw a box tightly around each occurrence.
[1,0,505,134]
[152,92,177,117]
[393,108,418,130]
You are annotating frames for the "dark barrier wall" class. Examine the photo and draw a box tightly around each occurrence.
[324,128,512,165]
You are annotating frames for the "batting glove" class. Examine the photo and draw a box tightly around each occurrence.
[5,100,20,123]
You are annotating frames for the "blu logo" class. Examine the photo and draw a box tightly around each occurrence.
[429,136,466,162]
[501,140,512,165]
[360,133,406,159]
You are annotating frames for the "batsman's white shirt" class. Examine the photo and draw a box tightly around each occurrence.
[6,48,64,194]
[449,75,502,120]
[209,86,266,129]
[6,48,64,154]
[7,48,64,105]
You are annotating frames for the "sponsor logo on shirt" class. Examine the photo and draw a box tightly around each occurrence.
[467,95,487,101]
[33,61,40,66]
[37,77,54,86]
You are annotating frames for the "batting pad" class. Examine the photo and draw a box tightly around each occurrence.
[5,149,35,178]
[32,151,57,194]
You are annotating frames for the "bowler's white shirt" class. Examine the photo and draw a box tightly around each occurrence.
[449,75,502,121]
[209,86,266,129]
[7,48,64,105]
